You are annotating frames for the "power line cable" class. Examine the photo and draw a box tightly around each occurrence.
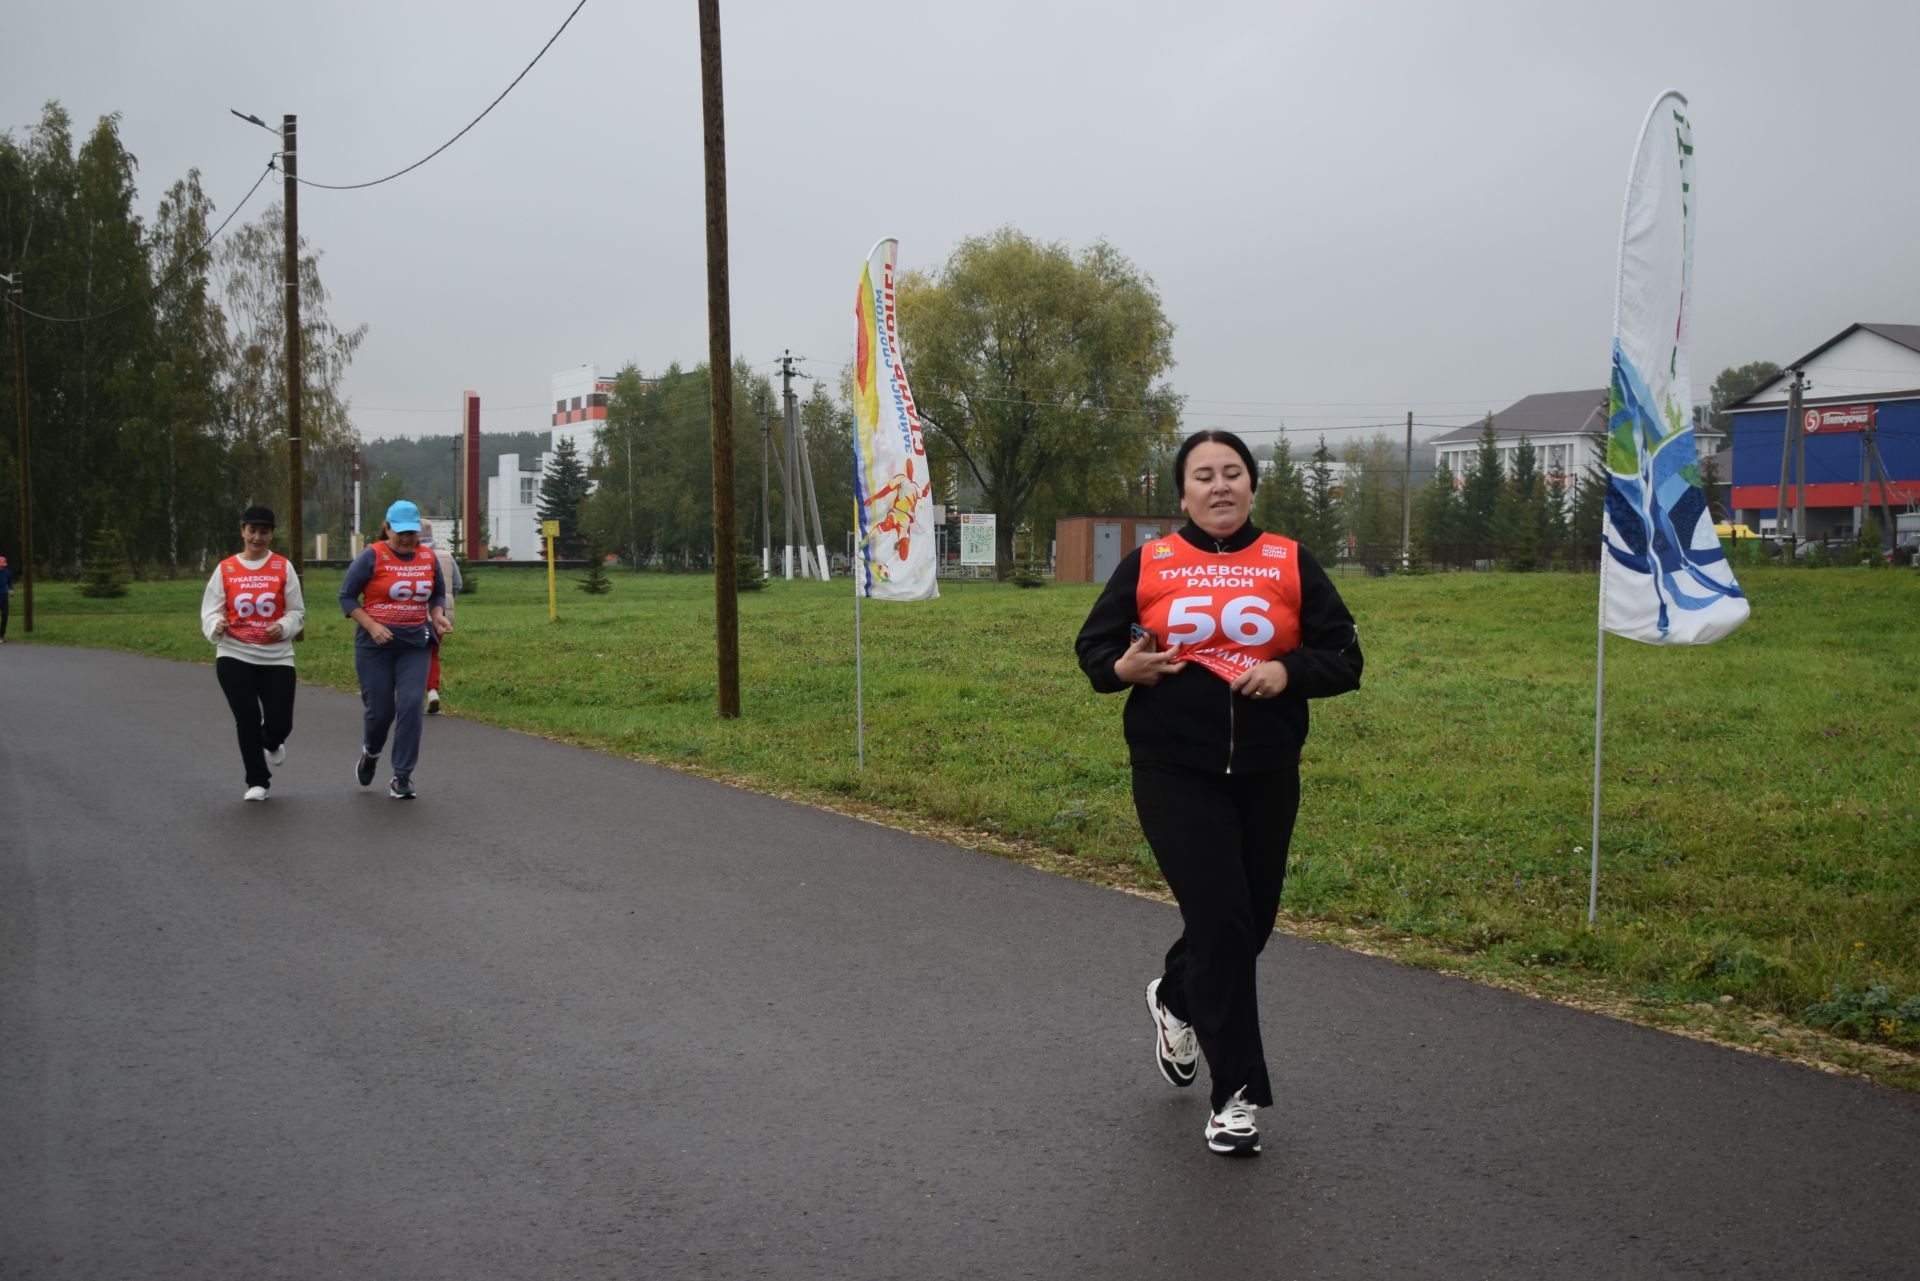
[2,161,276,325]
[291,0,588,191]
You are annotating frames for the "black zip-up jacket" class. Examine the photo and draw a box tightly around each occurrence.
[1074,521,1363,774]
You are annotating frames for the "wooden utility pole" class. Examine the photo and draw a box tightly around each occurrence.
[1774,370,1805,562]
[6,270,31,632]
[282,114,304,580]
[758,393,772,575]
[1400,410,1413,567]
[699,0,740,718]
[1791,378,1808,545]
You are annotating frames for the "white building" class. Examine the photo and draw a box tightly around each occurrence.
[483,366,626,557]
[1430,388,1723,488]
[487,452,547,558]
[551,366,613,462]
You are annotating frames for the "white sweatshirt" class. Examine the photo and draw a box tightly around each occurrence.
[200,553,306,666]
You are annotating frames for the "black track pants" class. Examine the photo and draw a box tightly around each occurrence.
[215,657,297,789]
[1132,760,1301,1111]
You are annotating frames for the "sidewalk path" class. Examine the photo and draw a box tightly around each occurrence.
[3,646,1915,1279]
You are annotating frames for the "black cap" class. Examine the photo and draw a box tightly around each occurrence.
[242,504,277,528]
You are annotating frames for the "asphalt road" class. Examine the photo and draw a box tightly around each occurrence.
[3,645,1916,1280]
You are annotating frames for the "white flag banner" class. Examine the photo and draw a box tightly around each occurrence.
[852,238,939,601]
[1601,90,1748,644]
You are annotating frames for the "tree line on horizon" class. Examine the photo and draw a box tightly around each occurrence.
[0,103,366,578]
[2,105,1776,581]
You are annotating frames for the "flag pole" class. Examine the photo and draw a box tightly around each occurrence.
[855,585,866,770]
[1589,617,1606,928]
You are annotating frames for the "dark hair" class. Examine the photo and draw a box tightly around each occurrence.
[1174,430,1259,492]
[241,504,277,528]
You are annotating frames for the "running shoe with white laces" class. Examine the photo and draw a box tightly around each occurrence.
[268,741,287,767]
[1146,978,1199,1088]
[1204,1089,1261,1156]
[356,749,378,787]
[243,785,269,802]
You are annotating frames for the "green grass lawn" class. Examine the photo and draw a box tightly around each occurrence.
[21,563,1920,1087]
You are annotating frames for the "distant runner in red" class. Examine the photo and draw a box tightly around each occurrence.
[417,520,461,714]
[1075,430,1363,1157]
[201,505,305,802]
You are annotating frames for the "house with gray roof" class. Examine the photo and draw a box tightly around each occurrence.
[1429,388,1724,488]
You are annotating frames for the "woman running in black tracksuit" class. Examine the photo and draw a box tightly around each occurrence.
[1075,430,1362,1156]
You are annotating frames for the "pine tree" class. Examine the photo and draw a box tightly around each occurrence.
[1459,415,1504,548]
[1253,436,1308,536]
[1570,461,1609,551]
[537,437,591,560]
[1494,436,1543,571]
[79,520,131,598]
[1416,466,1464,564]
[576,540,613,594]
[1299,436,1344,563]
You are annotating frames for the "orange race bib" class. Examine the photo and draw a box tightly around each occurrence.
[362,542,436,626]
[1134,533,1303,683]
[220,554,291,646]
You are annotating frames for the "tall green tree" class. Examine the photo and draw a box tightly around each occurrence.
[1339,431,1406,556]
[537,435,591,559]
[897,227,1181,575]
[137,170,229,574]
[1493,436,1544,570]
[1416,465,1465,555]
[0,106,154,572]
[1253,435,1308,538]
[1298,436,1344,562]
[215,201,366,542]
[1459,415,1504,547]
[582,360,768,569]
[1570,461,1608,551]
[1708,360,1783,435]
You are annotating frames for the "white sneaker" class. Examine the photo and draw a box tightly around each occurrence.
[1146,978,1199,1088]
[267,741,287,767]
[1205,1089,1261,1156]
[243,785,269,802]
[426,689,440,714]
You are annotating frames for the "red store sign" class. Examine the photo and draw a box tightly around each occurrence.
[1803,404,1875,433]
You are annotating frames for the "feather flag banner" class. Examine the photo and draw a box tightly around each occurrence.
[1602,91,1748,645]
[852,238,938,602]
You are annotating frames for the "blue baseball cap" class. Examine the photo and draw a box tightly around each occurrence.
[386,500,422,533]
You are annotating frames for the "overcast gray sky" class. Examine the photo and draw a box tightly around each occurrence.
[5,0,1916,448]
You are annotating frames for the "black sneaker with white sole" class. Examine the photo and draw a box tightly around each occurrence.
[356,750,378,787]
[1204,1089,1261,1157]
[388,776,416,800]
[1146,978,1199,1088]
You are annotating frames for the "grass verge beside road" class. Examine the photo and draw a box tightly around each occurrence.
[24,564,1920,1089]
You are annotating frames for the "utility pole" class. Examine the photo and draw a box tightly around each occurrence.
[1400,410,1413,567]
[281,114,304,580]
[1792,380,1808,546]
[795,384,830,581]
[757,392,772,575]
[698,0,740,718]
[780,351,797,579]
[1774,369,1804,562]
[5,270,31,632]
[1865,419,1899,553]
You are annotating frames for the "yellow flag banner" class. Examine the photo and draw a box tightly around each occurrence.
[851,238,938,601]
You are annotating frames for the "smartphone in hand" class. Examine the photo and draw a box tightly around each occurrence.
[1129,623,1158,651]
